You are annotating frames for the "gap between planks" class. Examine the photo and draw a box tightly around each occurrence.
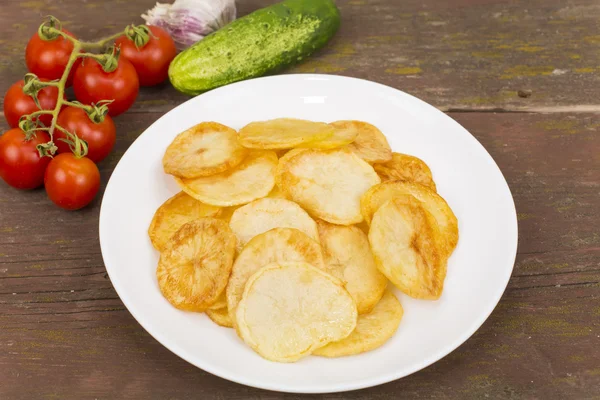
[441,105,600,113]
[3,105,600,119]
[123,105,600,114]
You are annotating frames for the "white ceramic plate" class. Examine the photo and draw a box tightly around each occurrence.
[99,74,517,393]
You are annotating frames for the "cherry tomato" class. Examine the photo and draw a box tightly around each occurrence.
[116,26,177,86]
[25,29,77,84]
[44,153,100,210]
[3,79,61,128]
[73,57,139,116]
[0,129,51,189]
[55,107,116,163]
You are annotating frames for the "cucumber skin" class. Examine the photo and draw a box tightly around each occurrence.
[168,0,341,95]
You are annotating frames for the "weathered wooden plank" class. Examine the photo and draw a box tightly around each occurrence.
[1,285,598,399]
[0,110,598,398]
[1,0,600,112]
[1,0,599,396]
[0,111,597,278]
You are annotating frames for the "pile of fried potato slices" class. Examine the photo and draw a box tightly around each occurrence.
[149,118,458,363]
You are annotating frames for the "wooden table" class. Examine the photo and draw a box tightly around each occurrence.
[1,0,599,398]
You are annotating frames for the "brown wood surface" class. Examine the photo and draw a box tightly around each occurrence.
[0,0,599,399]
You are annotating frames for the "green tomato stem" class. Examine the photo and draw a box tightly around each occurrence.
[45,26,125,50]
[78,52,105,61]
[62,100,91,110]
[56,125,89,158]
[47,41,82,140]
[124,24,153,49]
[79,31,125,50]
[40,80,60,87]
[55,125,70,134]
[27,110,54,117]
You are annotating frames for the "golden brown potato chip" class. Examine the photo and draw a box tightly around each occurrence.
[206,307,233,328]
[331,121,392,164]
[355,221,370,236]
[207,292,227,310]
[275,149,290,158]
[373,152,436,191]
[314,290,403,357]
[175,151,277,207]
[226,228,325,325]
[297,122,358,149]
[361,181,458,256]
[238,118,334,149]
[274,148,308,190]
[369,198,447,299]
[230,198,319,250]
[236,262,357,362]
[317,221,387,314]
[216,205,240,223]
[157,218,236,311]
[214,187,294,225]
[276,148,381,225]
[163,122,248,178]
[148,192,221,251]
[278,148,308,163]
[216,188,290,223]
[265,185,288,199]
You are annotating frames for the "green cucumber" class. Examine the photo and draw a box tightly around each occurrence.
[168,0,341,95]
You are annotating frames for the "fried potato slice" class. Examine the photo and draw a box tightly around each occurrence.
[236,262,357,362]
[314,290,403,357]
[217,186,288,224]
[163,122,248,178]
[230,198,320,250]
[238,118,334,149]
[276,148,381,225]
[297,122,358,149]
[206,307,233,328]
[331,121,392,164]
[148,192,221,251]
[216,205,240,223]
[157,218,236,311]
[317,221,387,314]
[355,221,370,236]
[226,228,325,325]
[266,184,288,199]
[361,181,458,256]
[369,198,447,299]
[175,150,277,207]
[214,189,289,225]
[278,147,308,163]
[373,152,436,191]
[207,292,227,310]
[274,148,308,190]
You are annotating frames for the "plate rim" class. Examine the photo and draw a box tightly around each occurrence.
[99,73,518,393]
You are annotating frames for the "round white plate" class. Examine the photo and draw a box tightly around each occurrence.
[99,74,517,393]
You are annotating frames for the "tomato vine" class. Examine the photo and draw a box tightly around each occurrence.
[19,16,154,158]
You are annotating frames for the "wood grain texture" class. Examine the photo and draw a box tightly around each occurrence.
[1,111,599,399]
[1,0,600,112]
[1,0,600,398]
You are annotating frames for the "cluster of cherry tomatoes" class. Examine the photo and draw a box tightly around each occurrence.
[0,22,176,210]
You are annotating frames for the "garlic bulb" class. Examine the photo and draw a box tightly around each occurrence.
[142,0,236,50]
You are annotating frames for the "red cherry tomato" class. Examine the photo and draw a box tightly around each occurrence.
[3,79,61,128]
[25,29,78,84]
[0,129,51,189]
[116,26,177,86]
[73,57,139,116]
[44,153,100,210]
[55,107,116,163]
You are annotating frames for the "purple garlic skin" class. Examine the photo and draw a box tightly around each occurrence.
[142,0,237,50]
